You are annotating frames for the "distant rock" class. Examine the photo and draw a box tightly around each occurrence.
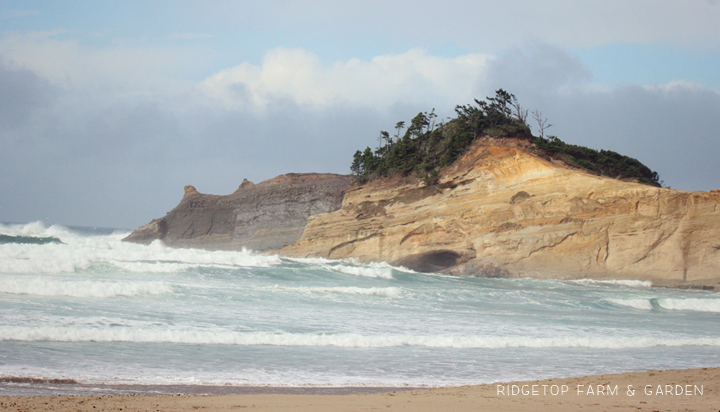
[0,234,64,245]
[123,173,353,251]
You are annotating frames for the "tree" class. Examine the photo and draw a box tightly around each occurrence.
[510,96,529,124]
[426,108,437,132]
[350,150,364,175]
[377,130,391,154]
[532,109,552,139]
[394,121,405,141]
[406,112,429,139]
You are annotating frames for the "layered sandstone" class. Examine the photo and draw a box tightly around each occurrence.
[282,143,720,282]
[123,173,352,251]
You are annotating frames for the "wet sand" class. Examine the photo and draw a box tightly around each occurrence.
[1,367,717,411]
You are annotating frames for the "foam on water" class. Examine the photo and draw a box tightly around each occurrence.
[289,256,415,279]
[272,285,403,297]
[0,222,280,274]
[330,264,394,279]
[2,326,719,348]
[571,279,653,288]
[607,297,720,312]
[0,276,174,298]
[654,298,720,312]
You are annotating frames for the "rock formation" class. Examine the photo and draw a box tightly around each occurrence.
[124,141,720,284]
[123,173,353,251]
[281,142,720,283]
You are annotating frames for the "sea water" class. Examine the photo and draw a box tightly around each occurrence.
[1,222,719,394]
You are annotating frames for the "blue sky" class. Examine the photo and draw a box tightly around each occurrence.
[1,1,719,228]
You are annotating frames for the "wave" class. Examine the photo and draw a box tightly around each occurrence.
[571,279,653,288]
[0,221,77,241]
[0,277,174,298]
[654,298,720,313]
[272,285,403,297]
[2,327,719,348]
[0,228,281,275]
[606,298,654,311]
[0,234,63,245]
[331,264,394,279]
[287,256,416,279]
[608,297,720,312]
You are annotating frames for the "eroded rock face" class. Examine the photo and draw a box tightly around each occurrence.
[281,144,720,282]
[123,173,353,251]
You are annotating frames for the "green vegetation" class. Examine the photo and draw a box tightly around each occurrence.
[350,89,661,187]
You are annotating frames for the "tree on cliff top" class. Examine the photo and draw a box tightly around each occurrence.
[350,89,661,187]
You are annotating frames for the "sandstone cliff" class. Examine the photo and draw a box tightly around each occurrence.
[123,173,352,251]
[281,143,720,283]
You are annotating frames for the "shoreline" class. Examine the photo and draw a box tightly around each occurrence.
[2,367,717,411]
[0,380,419,396]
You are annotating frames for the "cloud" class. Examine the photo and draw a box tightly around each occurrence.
[0,30,212,94]
[199,47,492,111]
[1,34,718,228]
[0,59,57,131]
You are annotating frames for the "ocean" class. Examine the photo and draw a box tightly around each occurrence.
[1,221,719,395]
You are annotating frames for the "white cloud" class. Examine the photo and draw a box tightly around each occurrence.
[643,80,706,93]
[199,47,493,111]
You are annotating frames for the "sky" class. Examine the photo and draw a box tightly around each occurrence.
[1,0,719,229]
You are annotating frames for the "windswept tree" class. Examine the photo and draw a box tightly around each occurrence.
[532,109,552,139]
[394,121,405,141]
[406,112,430,139]
[349,90,660,187]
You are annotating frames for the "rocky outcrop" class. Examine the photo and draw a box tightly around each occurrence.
[123,173,353,251]
[281,143,720,283]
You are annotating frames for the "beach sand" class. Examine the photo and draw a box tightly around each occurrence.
[1,367,717,411]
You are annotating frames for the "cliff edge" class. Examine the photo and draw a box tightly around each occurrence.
[281,142,720,283]
[123,173,353,251]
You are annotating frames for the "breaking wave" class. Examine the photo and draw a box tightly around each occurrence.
[608,297,720,312]
[0,222,280,274]
[272,285,403,297]
[0,277,174,298]
[2,327,719,349]
[654,298,720,313]
[571,279,653,288]
[331,264,394,279]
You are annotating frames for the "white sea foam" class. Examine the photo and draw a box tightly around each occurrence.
[655,298,720,313]
[2,326,719,348]
[288,256,415,277]
[0,221,73,239]
[571,279,653,288]
[0,277,174,298]
[607,297,720,313]
[331,264,394,279]
[0,222,280,274]
[273,286,403,297]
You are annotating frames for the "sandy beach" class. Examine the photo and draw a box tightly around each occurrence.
[2,367,717,412]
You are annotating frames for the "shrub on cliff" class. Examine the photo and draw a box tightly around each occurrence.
[350,90,661,187]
